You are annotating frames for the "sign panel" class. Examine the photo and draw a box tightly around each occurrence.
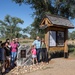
[21,50,26,58]
[57,31,64,46]
[49,31,56,46]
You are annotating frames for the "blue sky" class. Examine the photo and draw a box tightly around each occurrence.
[0,0,34,29]
[0,0,75,32]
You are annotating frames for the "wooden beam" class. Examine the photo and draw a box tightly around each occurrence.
[40,18,46,25]
[64,29,68,58]
[49,46,64,51]
[45,28,49,51]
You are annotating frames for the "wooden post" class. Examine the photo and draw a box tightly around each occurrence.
[64,29,68,58]
[45,28,49,51]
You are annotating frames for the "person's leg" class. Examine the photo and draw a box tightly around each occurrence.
[13,52,17,61]
[33,58,34,65]
[45,48,49,63]
[11,52,14,67]
[42,48,45,62]
[1,61,5,73]
[43,48,46,62]
[8,57,11,68]
[0,62,2,74]
[37,48,40,63]
[6,57,11,68]
[13,52,17,66]
[35,57,38,64]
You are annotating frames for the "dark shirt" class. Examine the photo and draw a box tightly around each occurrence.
[4,47,10,56]
[0,48,5,61]
[0,48,2,60]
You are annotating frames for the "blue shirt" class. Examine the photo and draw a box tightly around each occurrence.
[32,40,41,49]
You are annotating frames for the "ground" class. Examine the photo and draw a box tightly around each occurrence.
[25,58,75,75]
[6,57,75,75]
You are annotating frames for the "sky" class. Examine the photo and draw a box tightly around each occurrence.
[0,0,75,32]
[0,0,34,29]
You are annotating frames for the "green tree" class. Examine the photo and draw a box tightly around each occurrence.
[0,15,24,39]
[0,26,5,37]
[70,31,75,40]
[12,0,75,18]
[12,0,75,39]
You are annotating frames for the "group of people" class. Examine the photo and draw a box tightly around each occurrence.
[0,36,48,74]
[0,38,20,74]
[31,36,48,65]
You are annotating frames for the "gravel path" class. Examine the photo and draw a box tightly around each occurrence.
[6,58,75,75]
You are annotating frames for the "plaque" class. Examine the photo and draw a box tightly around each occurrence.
[21,50,26,58]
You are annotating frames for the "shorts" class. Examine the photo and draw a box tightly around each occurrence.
[32,55,37,58]
[6,56,11,60]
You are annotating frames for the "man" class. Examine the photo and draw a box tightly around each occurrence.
[15,38,20,47]
[32,36,41,62]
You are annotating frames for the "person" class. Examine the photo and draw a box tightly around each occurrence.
[4,42,11,70]
[6,39,10,45]
[15,38,20,47]
[0,41,2,61]
[41,38,48,63]
[0,42,6,74]
[0,41,2,74]
[6,38,11,48]
[31,45,38,65]
[32,36,41,63]
[10,39,18,67]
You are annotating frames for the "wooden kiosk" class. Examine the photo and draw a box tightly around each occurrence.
[40,14,74,58]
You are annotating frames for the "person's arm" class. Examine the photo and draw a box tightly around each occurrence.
[32,40,36,47]
[32,40,36,45]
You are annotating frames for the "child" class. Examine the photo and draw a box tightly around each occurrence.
[31,45,38,65]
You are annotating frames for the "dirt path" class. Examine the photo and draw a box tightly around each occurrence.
[25,58,75,75]
[6,58,75,75]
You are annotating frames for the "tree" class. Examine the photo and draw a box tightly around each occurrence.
[0,26,5,37]
[0,15,24,39]
[22,34,28,39]
[70,31,75,40]
[12,0,75,18]
[12,0,75,39]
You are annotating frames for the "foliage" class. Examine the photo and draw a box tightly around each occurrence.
[0,15,24,39]
[12,0,75,18]
[23,18,45,39]
[70,31,75,40]
[12,0,75,39]
[22,34,28,39]
[68,44,75,57]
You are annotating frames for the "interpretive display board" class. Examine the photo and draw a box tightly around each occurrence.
[57,31,64,46]
[49,31,56,46]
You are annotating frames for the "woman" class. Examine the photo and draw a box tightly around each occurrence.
[41,38,48,63]
[4,42,11,69]
[10,39,18,67]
